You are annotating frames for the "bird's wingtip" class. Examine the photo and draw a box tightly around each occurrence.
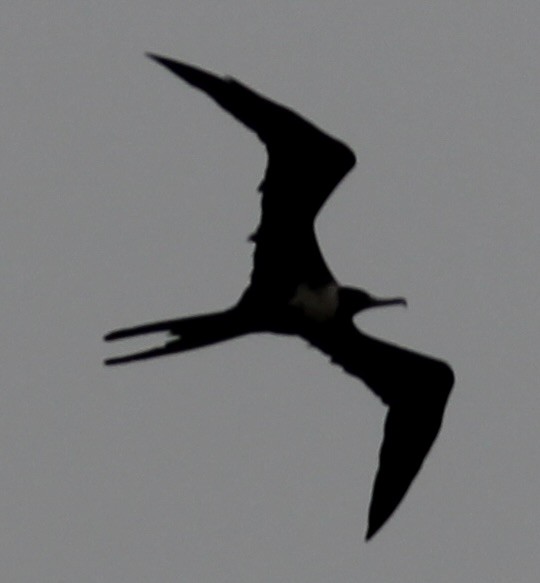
[145,52,165,64]
[364,523,378,542]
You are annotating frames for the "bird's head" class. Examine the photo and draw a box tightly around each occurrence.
[338,286,407,318]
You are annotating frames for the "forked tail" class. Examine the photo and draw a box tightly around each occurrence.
[104,308,251,365]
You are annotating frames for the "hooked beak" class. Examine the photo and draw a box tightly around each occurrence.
[371,296,407,308]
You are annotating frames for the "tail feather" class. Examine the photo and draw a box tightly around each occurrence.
[104,308,250,365]
[104,317,190,341]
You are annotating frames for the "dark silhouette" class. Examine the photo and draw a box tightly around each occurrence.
[104,54,454,541]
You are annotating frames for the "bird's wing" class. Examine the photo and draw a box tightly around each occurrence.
[147,54,356,224]
[147,54,356,289]
[308,324,454,540]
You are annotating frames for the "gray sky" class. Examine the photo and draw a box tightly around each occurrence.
[1,2,539,581]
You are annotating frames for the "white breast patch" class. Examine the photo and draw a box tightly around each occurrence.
[289,283,339,322]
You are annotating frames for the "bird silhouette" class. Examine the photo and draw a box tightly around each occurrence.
[104,54,454,541]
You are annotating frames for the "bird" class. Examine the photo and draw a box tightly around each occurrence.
[104,53,454,541]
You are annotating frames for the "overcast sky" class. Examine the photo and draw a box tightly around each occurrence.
[1,2,539,581]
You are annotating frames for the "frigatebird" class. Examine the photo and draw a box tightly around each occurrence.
[104,54,454,540]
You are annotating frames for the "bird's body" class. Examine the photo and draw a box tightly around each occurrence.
[289,283,339,322]
[105,54,454,540]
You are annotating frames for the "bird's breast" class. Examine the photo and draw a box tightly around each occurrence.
[288,283,339,322]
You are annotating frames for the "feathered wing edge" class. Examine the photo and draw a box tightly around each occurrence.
[146,53,356,223]
[309,325,454,540]
[145,53,355,290]
[365,386,452,540]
